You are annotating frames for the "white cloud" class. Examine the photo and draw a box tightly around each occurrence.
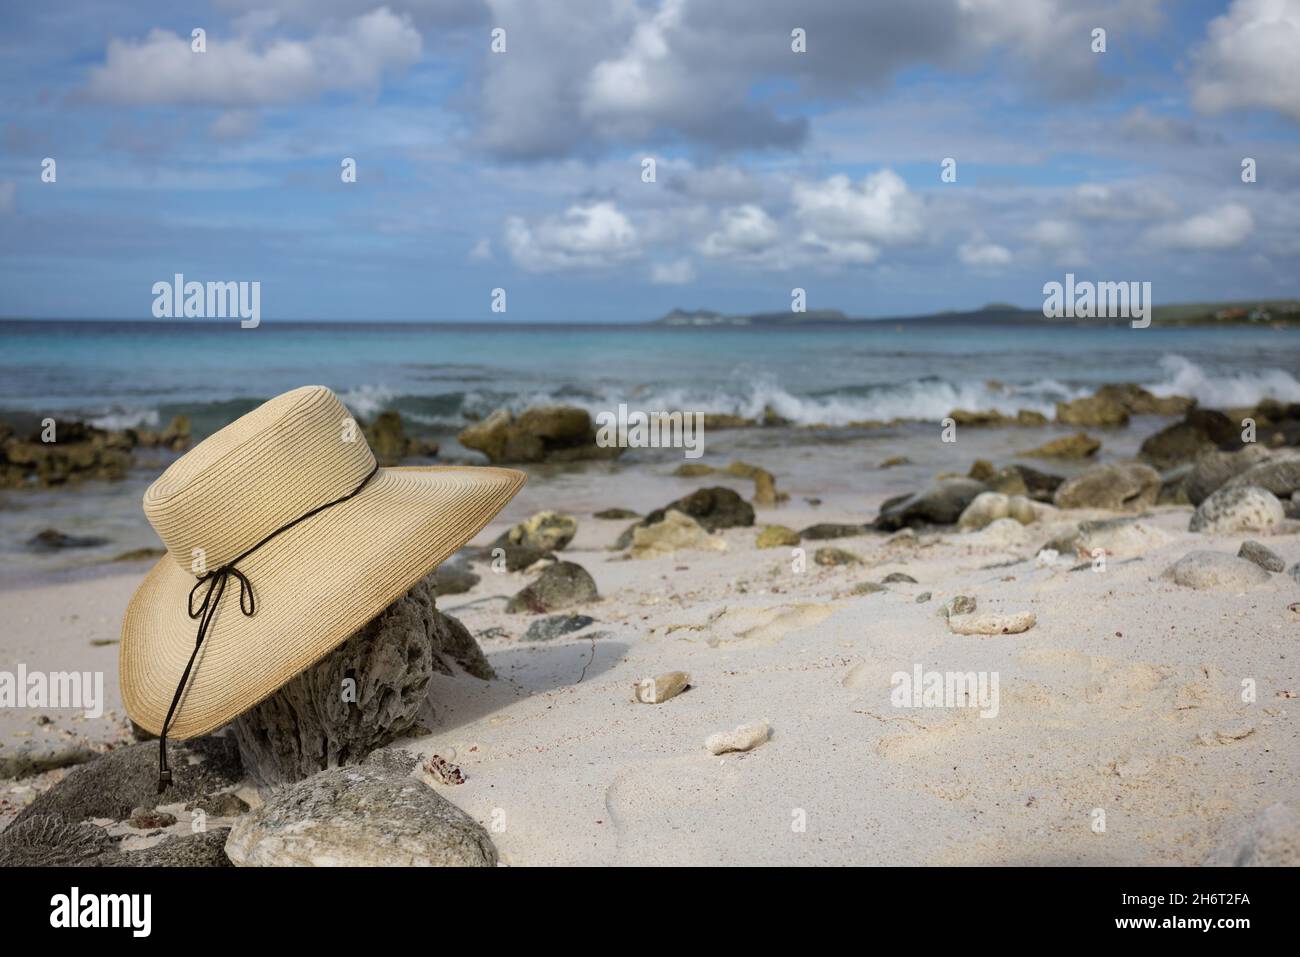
[958,234,1012,266]
[1145,202,1255,250]
[87,9,421,106]
[504,201,640,272]
[650,258,696,284]
[699,204,782,260]
[1191,0,1300,124]
[1026,218,1087,264]
[792,170,923,263]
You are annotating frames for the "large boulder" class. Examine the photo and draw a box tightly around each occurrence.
[1184,445,1274,505]
[1052,462,1161,511]
[1139,409,1243,468]
[1188,485,1284,535]
[231,576,492,787]
[458,405,619,464]
[364,410,438,466]
[224,750,496,867]
[875,478,987,530]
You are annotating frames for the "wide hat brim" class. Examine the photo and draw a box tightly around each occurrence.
[121,465,525,739]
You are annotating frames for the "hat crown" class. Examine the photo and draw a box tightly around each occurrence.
[144,386,376,572]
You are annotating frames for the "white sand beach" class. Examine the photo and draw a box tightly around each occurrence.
[5,457,1297,866]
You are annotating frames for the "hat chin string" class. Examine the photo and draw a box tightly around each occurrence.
[156,462,380,792]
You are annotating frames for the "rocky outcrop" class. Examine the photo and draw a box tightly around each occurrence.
[231,576,492,787]
[947,409,1048,427]
[458,405,620,464]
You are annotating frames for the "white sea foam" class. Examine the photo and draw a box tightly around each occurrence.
[87,408,160,431]
[1146,354,1300,408]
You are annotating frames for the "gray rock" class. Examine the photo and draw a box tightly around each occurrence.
[1189,485,1284,534]
[231,576,492,788]
[522,614,596,642]
[1237,540,1285,573]
[882,572,918,584]
[1224,453,1300,500]
[505,561,598,614]
[874,478,987,530]
[428,560,480,596]
[1204,803,1300,866]
[1184,445,1273,505]
[0,743,97,781]
[26,528,110,551]
[799,523,869,540]
[939,595,978,618]
[185,792,250,817]
[1053,462,1161,511]
[10,736,242,828]
[224,758,496,867]
[641,486,755,532]
[1164,550,1272,590]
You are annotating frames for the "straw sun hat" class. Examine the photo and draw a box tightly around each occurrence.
[120,385,525,786]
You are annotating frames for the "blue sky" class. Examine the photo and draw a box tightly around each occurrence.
[1,0,1298,322]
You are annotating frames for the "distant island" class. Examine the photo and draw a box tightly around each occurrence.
[653,300,1300,327]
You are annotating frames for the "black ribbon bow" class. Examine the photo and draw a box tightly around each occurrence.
[156,462,378,792]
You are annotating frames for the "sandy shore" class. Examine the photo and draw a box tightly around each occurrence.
[3,457,1297,865]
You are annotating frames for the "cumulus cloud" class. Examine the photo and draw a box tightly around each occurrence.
[792,170,923,263]
[650,258,696,284]
[1191,0,1300,124]
[958,234,1012,266]
[504,201,640,271]
[1145,202,1255,250]
[87,8,421,106]
[1027,218,1088,264]
[699,204,783,260]
[474,0,1160,160]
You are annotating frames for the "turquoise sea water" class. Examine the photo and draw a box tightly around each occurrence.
[3,320,1300,439]
[3,317,1299,582]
